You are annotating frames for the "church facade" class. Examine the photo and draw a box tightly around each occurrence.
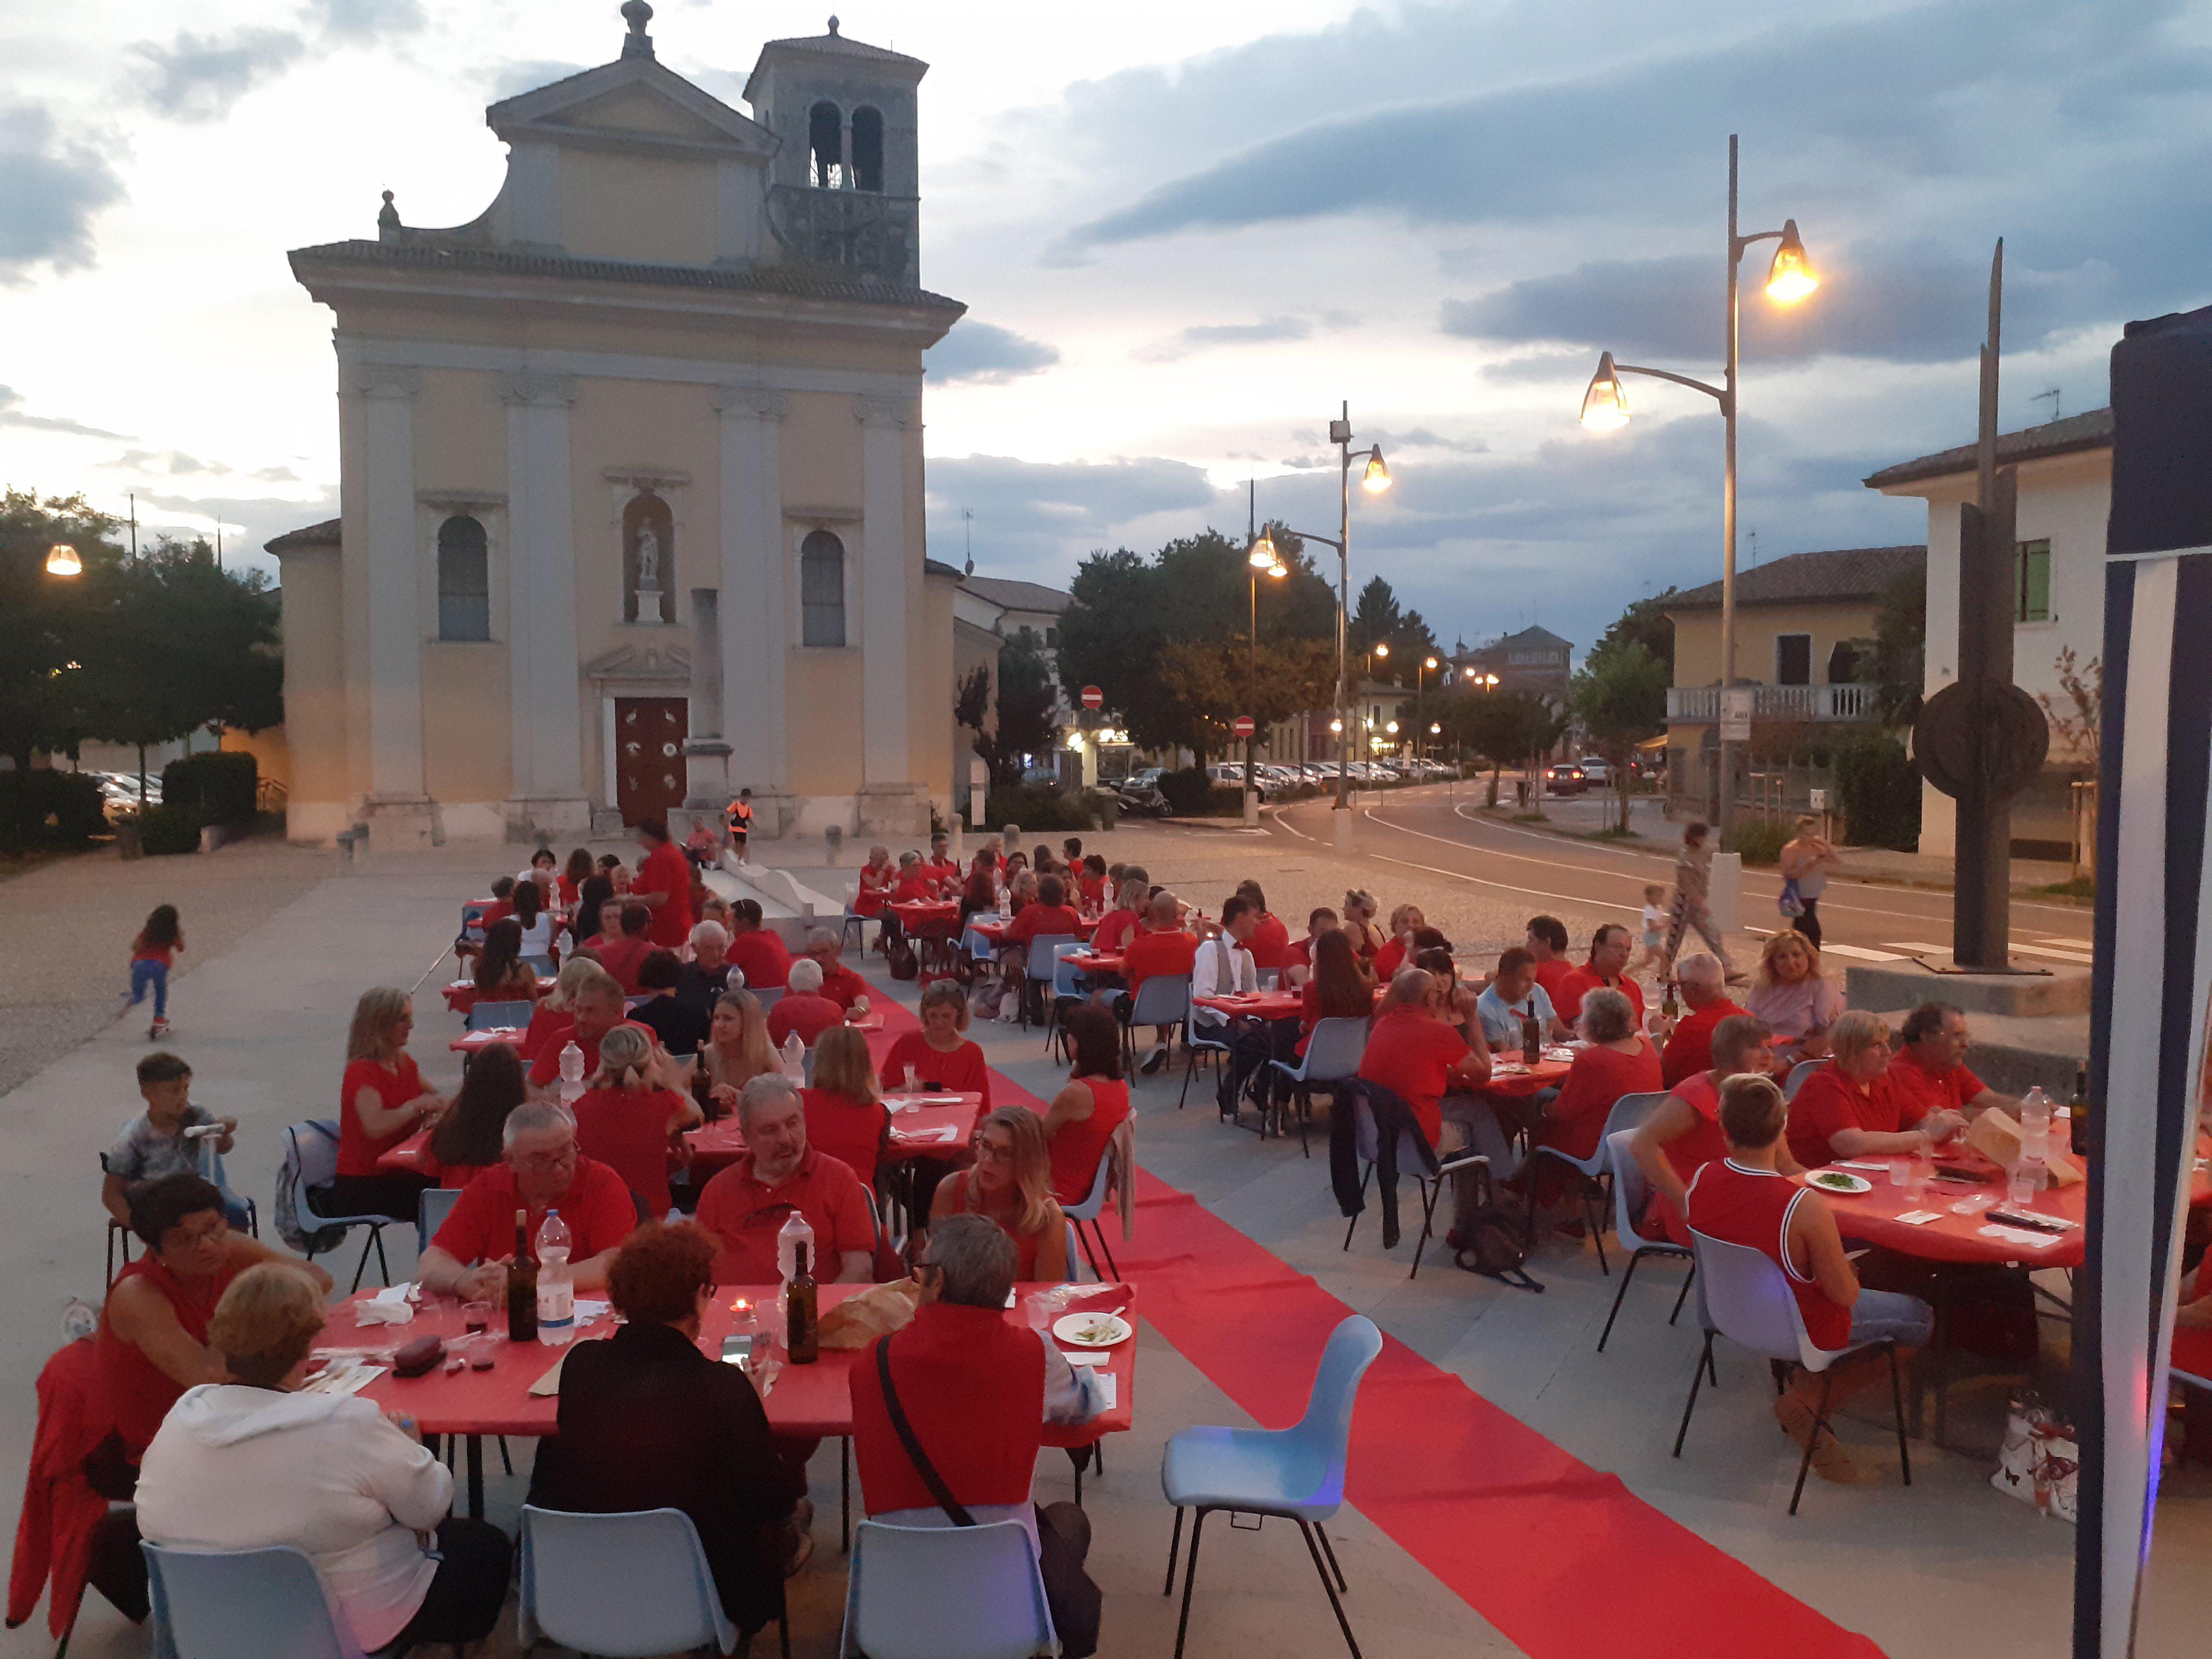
[273,8,964,846]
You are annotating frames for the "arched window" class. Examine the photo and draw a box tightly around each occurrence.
[850,106,884,192]
[436,515,489,640]
[809,100,843,188]
[801,530,846,647]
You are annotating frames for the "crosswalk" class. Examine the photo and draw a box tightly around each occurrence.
[1742,926,2095,967]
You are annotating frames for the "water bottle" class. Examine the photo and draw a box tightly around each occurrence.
[558,1040,586,1105]
[780,1032,806,1080]
[535,1209,575,1346]
[776,1208,815,1288]
[2020,1086,2052,1142]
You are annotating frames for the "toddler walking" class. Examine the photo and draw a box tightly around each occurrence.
[1628,883,1669,975]
[124,903,183,1039]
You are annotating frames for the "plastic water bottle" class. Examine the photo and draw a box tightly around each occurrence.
[558,1040,586,1105]
[535,1209,575,1346]
[780,1032,806,1080]
[2020,1086,2052,1144]
[776,1209,814,1289]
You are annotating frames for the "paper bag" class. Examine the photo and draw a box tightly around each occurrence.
[818,1277,923,1350]
[1966,1110,2025,1169]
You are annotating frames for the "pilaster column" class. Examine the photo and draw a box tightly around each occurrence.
[355,365,425,802]
[855,395,911,787]
[501,371,585,811]
[711,386,788,795]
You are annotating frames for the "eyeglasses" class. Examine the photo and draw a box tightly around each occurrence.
[973,1139,1015,1163]
[515,1146,578,1170]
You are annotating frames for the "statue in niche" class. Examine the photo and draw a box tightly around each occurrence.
[623,490,675,624]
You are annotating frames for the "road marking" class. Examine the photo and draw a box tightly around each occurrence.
[1812,943,1910,962]
[2009,941,2096,964]
[1885,941,1955,955]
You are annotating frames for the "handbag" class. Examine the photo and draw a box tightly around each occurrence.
[1990,1390,2078,1522]
[875,1337,1102,1656]
[1449,1167,1544,1293]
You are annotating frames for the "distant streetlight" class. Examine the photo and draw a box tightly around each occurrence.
[1243,529,1289,819]
[45,543,83,577]
[1578,133,1818,839]
[1415,654,1439,758]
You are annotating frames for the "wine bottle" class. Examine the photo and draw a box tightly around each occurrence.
[1520,1009,1543,1060]
[1661,979,1680,1020]
[787,1242,819,1365]
[506,1208,538,1344]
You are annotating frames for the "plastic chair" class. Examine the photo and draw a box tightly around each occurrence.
[1257,968,1281,990]
[520,1505,769,1658]
[1118,974,1191,1074]
[1160,1314,1382,1659]
[279,1122,392,1293]
[1043,942,1092,1062]
[1177,1016,1235,1112]
[141,1541,362,1659]
[840,883,870,954]
[1021,935,1079,1030]
[841,1519,1057,1659]
[416,1185,462,1257]
[753,986,786,1013]
[1340,1087,1485,1279]
[1523,1089,1673,1275]
[467,998,534,1032]
[1783,1059,1827,1102]
[521,953,557,977]
[1595,1130,1695,1351]
[1062,1135,1120,1281]
[1267,1017,1369,1156]
[1673,1229,1913,1515]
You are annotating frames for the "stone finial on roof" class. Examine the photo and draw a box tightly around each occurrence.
[377,189,400,244]
[621,0,654,58]
[828,15,841,35]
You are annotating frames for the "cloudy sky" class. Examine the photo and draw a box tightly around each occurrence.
[5,0,2208,656]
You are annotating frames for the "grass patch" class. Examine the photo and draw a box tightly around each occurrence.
[2032,874,2095,899]
[1511,811,1551,824]
[1574,825,1643,841]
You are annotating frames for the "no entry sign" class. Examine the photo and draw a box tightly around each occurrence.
[1081,685,1103,710]
[1232,715,1255,738]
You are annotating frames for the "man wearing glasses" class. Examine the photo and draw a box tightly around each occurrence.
[418,1101,640,1299]
[694,1075,876,1286]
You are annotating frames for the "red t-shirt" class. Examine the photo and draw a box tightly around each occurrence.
[527,1019,652,1088]
[1686,1159,1851,1352]
[1005,904,1084,946]
[571,1086,684,1218]
[855,863,895,917]
[518,1003,576,1063]
[1557,965,1646,1027]
[1373,938,1409,981]
[1785,1065,1925,1171]
[924,858,963,894]
[1124,928,1197,999]
[695,1148,876,1284]
[1048,1076,1128,1205]
[1090,910,1140,957]
[768,993,845,1049]
[1077,872,1108,910]
[338,1053,427,1177]
[1884,1047,1986,1119]
[815,960,871,1011]
[1357,1003,1474,1147]
[1649,1072,1728,1246]
[431,1157,639,1267]
[1531,958,1576,1007]
[1540,1040,1665,1162]
[878,1033,992,1105]
[892,871,940,904]
[595,934,655,994]
[802,1087,890,1192]
[1661,998,1746,1089]
[1245,913,1293,970]
[728,930,791,991]
[636,841,695,949]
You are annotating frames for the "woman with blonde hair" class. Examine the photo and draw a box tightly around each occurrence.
[1341,889,1384,967]
[803,1026,890,1192]
[519,955,603,1064]
[1745,930,1844,1067]
[695,989,775,1118]
[331,988,446,1220]
[929,1107,1070,1281]
[572,1024,699,1219]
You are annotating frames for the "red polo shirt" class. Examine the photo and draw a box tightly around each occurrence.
[1090,909,1141,956]
[1004,903,1083,946]
[1557,965,1646,1027]
[527,1019,652,1087]
[1649,1072,1729,1246]
[1785,1065,1925,1170]
[635,840,695,949]
[1124,926,1198,999]
[1357,1003,1474,1147]
[1884,1046,1986,1118]
[1245,911,1293,970]
[1374,937,1409,981]
[814,959,871,1011]
[727,929,791,991]
[431,1156,639,1267]
[1661,997,1746,1089]
[1531,958,1576,1007]
[595,933,655,994]
[694,1147,875,1284]
[768,993,845,1049]
[337,1053,427,1177]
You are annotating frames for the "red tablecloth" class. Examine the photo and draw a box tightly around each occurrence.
[1807,1154,2085,1268]
[341,1282,1135,1445]
[1481,1056,1574,1100]
[444,978,554,1017]
[887,901,960,936]
[1195,991,1302,1021]
[450,1027,528,1056]
[686,1093,984,1171]
[1064,952,1123,976]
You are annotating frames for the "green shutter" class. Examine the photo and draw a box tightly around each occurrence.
[2016,539,2051,623]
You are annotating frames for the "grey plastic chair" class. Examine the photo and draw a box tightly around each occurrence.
[1267,1017,1370,1156]
[519,1504,770,1657]
[1118,973,1191,1073]
[1595,1129,1695,1351]
[141,1541,361,1659]
[416,1184,462,1257]
[1783,1058,1827,1102]
[279,1121,391,1292]
[1524,1088,1674,1275]
[841,1520,1056,1659]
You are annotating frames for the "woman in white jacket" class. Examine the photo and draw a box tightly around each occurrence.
[135,1265,511,1653]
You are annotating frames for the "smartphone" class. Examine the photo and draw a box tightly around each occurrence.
[720,1333,757,1368]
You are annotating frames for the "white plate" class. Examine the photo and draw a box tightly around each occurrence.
[1807,1171,1872,1194]
[1053,1312,1132,1348]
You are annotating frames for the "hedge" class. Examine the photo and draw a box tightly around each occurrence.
[1722,816,1791,866]
[1834,733,1922,851]
[1159,767,1242,817]
[137,805,206,856]
[161,752,259,827]
[982,783,1111,833]
[0,770,107,854]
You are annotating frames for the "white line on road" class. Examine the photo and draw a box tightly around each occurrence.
[1812,943,1910,962]
[2009,942,2096,964]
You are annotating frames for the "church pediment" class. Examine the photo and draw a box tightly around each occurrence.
[489,56,776,160]
[581,641,692,683]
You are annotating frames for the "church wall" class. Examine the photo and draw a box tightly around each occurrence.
[914,570,955,805]
[275,544,349,841]
[779,388,869,803]
[421,642,512,807]
[559,150,719,267]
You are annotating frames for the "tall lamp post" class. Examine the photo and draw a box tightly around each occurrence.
[1579,133,1818,842]
[1243,533,1288,824]
[1415,654,1438,759]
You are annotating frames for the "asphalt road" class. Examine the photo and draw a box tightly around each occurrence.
[1268,786,2094,971]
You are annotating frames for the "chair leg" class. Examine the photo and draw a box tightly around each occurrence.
[1074,1224,1102,1283]
[1597,1249,1647,1351]
[1085,1217,1119,1282]
[1887,1342,1912,1488]
[1163,1506,1184,1596]
[348,1227,377,1295]
[1342,1162,1374,1252]
[497,1437,513,1476]
[1172,1508,1208,1659]
[1297,1519,1362,1659]
[1409,1178,1439,1279]
[1788,1369,1837,1515]
[1673,1332,1714,1458]
[841,1438,852,1553]
[374,1225,391,1286]
[1316,1524,1348,1594]
[1670,1262,1696,1325]
[1587,1183,1609,1276]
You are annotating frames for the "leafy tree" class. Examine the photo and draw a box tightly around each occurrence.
[1155,637,1337,768]
[970,637,1059,787]
[1349,574,1439,683]
[1445,691,1567,804]
[2036,646,2102,778]
[1866,566,1926,728]
[1591,588,1678,679]
[0,490,126,768]
[1570,640,1669,829]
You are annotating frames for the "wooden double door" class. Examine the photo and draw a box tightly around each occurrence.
[614,697,687,827]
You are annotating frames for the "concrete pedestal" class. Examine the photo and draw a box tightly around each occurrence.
[503,796,592,845]
[1845,961,2091,1019]
[1333,805,1355,850]
[363,796,440,853]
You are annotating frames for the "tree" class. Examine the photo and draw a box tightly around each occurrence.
[1154,636,1337,768]
[1591,588,1678,679]
[1570,640,1670,829]
[1866,566,1926,728]
[0,490,126,768]
[968,637,1059,787]
[1445,691,1567,805]
[1349,574,1439,683]
[2036,646,2103,778]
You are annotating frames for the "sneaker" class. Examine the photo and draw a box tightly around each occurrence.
[1140,1046,1170,1075]
[149,1018,171,1040]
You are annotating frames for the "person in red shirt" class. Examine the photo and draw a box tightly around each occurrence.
[879,981,993,1103]
[631,819,696,950]
[1003,875,1083,946]
[1282,906,1340,988]
[559,847,594,908]
[802,1027,890,1192]
[1078,855,1111,913]
[418,1101,642,1298]
[924,834,963,896]
[1525,915,1577,1008]
[1088,877,1149,959]
[766,959,845,1048]
[1784,1010,1964,1170]
[1556,923,1646,1027]
[527,972,656,1088]
[570,1025,701,1219]
[1358,969,1495,1238]
[854,845,895,918]
[1886,1002,2017,1121]
[725,901,791,990]
[332,988,450,1221]
[595,903,657,994]
[1041,1005,1130,1205]
[1536,987,1665,1163]
[1687,1073,1931,1485]
[803,928,872,1014]
[694,1075,876,1283]
[1628,1014,1782,1247]
[1122,892,1198,1074]
[1373,904,1427,981]
[1660,953,1745,1089]
[889,852,940,905]
[1236,880,1293,972]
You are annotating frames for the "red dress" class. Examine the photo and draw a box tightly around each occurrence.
[1047,1077,1127,1205]
[92,1256,242,1458]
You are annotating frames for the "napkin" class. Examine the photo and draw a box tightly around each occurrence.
[1894,1210,1944,1226]
[1061,1350,1108,1367]
[1978,1224,2060,1250]
[901,1125,961,1143]
[1092,1374,1118,1411]
[301,1358,385,1396]
[527,1350,573,1396]
[355,1285,415,1327]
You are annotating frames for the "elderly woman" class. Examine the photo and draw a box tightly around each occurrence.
[1785,1009,1966,1170]
[527,1223,810,1630]
[1535,987,1664,1164]
[331,987,447,1222]
[677,921,735,1009]
[880,979,993,1102]
[696,989,777,1118]
[1745,930,1845,1067]
[929,1107,1070,1282]
[1374,904,1427,980]
[766,958,845,1049]
[135,1264,511,1653]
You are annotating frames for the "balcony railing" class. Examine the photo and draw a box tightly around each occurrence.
[1667,684,1876,723]
[764,185,918,286]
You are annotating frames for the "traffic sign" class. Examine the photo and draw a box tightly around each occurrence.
[1080,685,1103,710]
[1232,715,1255,738]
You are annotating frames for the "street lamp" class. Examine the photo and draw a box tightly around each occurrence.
[1415,654,1439,758]
[1578,133,1817,841]
[45,543,83,577]
[1243,532,1288,820]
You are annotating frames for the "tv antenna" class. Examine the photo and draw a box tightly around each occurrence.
[2031,387,2062,422]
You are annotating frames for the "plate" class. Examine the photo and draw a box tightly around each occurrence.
[1809,1171,1872,1194]
[1053,1312,1132,1348]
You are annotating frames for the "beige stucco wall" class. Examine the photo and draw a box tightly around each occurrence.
[272,544,349,833]
[559,148,720,267]
[1669,599,1884,689]
[915,571,956,801]
[421,641,512,804]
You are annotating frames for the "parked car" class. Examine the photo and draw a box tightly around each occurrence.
[1543,763,1589,795]
[1577,756,1610,786]
[1125,766,1165,790]
[1207,763,1272,799]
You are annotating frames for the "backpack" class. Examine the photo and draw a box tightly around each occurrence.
[1451,1168,1544,1292]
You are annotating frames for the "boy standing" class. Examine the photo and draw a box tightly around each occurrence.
[102,1053,237,1227]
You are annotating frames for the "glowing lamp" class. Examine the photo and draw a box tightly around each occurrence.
[1580,353,1629,431]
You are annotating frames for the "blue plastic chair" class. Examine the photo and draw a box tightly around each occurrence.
[1595,1129,1696,1352]
[840,1519,1057,1659]
[416,1185,462,1258]
[141,1541,361,1659]
[1118,973,1191,1073]
[520,1505,763,1657]
[1523,1088,1673,1275]
[1340,1088,1486,1279]
[1176,1016,1235,1113]
[1266,1016,1370,1155]
[1043,942,1093,1061]
[1673,1229,1913,1515]
[279,1122,391,1293]
[1061,1122,1124,1281]
[1021,935,1079,1030]
[1783,1058,1827,1102]
[1160,1314,1382,1659]
[467,998,534,1032]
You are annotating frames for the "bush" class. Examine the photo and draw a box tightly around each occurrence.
[0,769,109,853]
[162,751,258,826]
[1834,733,1922,850]
[137,805,205,856]
[982,783,1108,833]
[1158,767,1242,817]
[1722,816,1791,866]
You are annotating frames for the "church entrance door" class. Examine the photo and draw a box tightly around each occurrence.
[613,697,687,827]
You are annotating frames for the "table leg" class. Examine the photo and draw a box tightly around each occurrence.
[466,1434,484,1521]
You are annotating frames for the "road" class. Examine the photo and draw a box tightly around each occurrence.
[1267,786,2093,970]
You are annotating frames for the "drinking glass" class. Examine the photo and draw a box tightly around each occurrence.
[1023,1292,1054,1333]
[1904,1160,1931,1205]
[1889,1157,1910,1189]
[462,1301,494,1336]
